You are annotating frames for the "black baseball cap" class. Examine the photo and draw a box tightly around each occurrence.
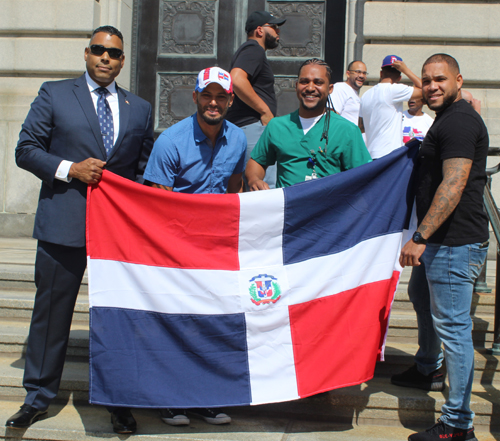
[245,11,286,33]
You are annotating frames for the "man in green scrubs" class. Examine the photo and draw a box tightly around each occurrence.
[245,58,371,189]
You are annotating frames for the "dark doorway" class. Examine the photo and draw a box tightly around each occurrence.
[132,0,346,135]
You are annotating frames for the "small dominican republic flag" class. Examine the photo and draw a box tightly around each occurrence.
[87,143,418,408]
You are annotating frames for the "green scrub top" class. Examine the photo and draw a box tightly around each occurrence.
[251,110,371,188]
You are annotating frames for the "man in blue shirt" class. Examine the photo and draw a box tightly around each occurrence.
[145,67,246,194]
[144,67,245,426]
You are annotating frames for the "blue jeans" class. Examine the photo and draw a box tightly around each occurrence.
[408,242,487,429]
[241,121,276,190]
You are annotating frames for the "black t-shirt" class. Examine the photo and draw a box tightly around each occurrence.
[226,40,277,127]
[415,99,489,246]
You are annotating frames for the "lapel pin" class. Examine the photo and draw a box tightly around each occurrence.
[125,100,130,105]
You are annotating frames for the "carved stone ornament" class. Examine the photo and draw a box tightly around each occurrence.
[274,76,296,96]
[273,76,299,116]
[267,2,325,58]
[160,1,217,55]
[157,73,198,130]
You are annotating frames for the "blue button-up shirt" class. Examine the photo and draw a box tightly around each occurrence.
[144,114,247,194]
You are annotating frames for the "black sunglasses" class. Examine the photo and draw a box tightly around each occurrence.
[262,24,279,32]
[89,44,123,59]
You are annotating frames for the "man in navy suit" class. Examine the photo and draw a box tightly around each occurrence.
[6,26,153,433]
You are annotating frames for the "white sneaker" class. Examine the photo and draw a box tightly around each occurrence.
[189,408,231,425]
[159,408,190,426]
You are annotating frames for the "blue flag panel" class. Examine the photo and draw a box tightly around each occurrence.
[283,144,419,265]
[90,307,252,408]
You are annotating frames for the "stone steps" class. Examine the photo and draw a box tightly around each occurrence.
[0,266,88,292]
[258,380,500,432]
[393,290,496,316]
[387,309,497,345]
[0,320,497,387]
[0,401,447,441]
[0,343,497,404]
[0,354,88,402]
[0,238,498,439]
[0,361,498,437]
[0,291,496,354]
[380,343,500,382]
[0,319,89,358]
[0,288,89,322]
[0,379,498,438]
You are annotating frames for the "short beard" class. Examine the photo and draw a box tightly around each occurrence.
[197,100,228,125]
[265,33,279,50]
[426,92,457,113]
[201,113,224,125]
[349,78,363,91]
[300,95,328,114]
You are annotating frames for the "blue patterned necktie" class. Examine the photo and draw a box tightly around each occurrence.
[96,87,114,156]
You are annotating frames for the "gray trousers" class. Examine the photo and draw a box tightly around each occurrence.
[241,121,276,190]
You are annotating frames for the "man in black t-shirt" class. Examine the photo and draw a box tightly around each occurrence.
[227,10,285,189]
[392,54,489,441]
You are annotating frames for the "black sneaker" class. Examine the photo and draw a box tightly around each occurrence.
[189,408,231,425]
[159,408,190,426]
[391,364,445,391]
[408,419,477,441]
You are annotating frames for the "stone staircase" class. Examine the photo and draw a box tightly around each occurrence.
[0,238,498,441]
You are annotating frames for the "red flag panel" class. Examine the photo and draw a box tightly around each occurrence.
[289,271,399,397]
[86,171,241,270]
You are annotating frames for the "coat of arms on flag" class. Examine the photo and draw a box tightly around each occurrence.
[86,142,418,408]
[249,274,281,305]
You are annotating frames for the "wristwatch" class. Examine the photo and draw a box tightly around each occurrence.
[412,232,428,245]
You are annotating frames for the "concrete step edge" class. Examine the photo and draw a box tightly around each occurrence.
[0,385,498,439]
[0,353,499,410]
[0,401,496,441]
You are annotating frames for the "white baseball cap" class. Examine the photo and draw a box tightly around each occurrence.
[195,67,233,94]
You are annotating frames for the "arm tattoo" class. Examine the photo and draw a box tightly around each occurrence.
[418,157,472,238]
[151,183,173,191]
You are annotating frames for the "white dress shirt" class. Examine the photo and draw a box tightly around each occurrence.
[55,71,120,182]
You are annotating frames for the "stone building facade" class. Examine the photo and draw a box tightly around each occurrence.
[0,0,134,236]
[1,0,499,236]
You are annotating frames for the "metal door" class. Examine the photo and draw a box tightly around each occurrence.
[132,0,345,134]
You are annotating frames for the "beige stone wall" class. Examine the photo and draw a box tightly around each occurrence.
[3,0,500,236]
[0,0,134,236]
[346,0,500,197]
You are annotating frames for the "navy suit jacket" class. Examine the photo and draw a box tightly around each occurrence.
[16,74,154,247]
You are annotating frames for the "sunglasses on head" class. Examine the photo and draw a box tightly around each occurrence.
[89,44,123,59]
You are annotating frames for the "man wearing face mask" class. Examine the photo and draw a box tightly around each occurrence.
[227,10,286,189]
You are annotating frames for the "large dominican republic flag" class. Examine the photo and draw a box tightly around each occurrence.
[87,143,418,408]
